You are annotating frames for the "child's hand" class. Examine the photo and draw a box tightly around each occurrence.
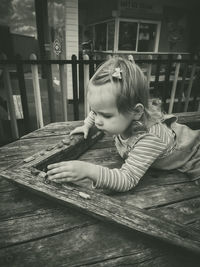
[47,160,94,182]
[70,125,89,139]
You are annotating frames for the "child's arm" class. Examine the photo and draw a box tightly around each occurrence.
[47,134,167,192]
[93,134,168,192]
[70,111,95,139]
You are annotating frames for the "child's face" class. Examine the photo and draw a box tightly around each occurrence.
[88,83,134,137]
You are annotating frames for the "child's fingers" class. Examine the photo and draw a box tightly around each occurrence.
[48,171,73,180]
[51,177,74,183]
[47,165,70,175]
[47,163,61,170]
[47,162,68,170]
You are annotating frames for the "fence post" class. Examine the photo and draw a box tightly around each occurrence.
[146,55,152,87]
[59,63,68,121]
[83,54,90,117]
[71,55,79,120]
[184,56,197,112]
[16,54,30,132]
[1,53,19,139]
[168,54,181,114]
[30,54,44,128]
[89,55,95,78]
[198,101,200,112]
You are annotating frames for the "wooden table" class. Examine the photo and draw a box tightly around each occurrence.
[0,118,200,266]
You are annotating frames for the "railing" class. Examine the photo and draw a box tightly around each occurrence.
[0,53,200,145]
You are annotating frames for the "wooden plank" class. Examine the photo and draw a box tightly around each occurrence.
[162,54,173,110]
[0,201,95,248]
[1,179,199,265]
[184,60,197,112]
[59,63,68,121]
[19,113,200,141]
[154,55,161,92]
[150,197,200,226]
[1,182,199,266]
[117,181,200,209]
[0,135,69,170]
[177,63,187,112]
[16,54,30,132]
[1,219,192,267]
[1,166,200,255]
[83,54,90,117]
[1,54,19,139]
[20,121,83,139]
[72,54,79,120]
[146,55,152,87]
[168,54,181,114]
[30,53,44,128]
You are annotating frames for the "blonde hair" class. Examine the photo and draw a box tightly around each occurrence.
[88,57,163,130]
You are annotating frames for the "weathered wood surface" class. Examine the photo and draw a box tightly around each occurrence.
[0,120,200,266]
[2,165,200,255]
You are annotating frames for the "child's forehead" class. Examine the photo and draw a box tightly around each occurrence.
[88,83,117,105]
[88,82,118,97]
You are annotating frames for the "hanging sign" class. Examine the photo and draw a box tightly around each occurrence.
[53,39,62,56]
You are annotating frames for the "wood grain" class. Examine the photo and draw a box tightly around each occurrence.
[2,166,200,255]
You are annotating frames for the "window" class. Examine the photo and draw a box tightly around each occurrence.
[118,20,160,52]
[138,23,157,52]
[90,19,160,53]
[107,21,115,51]
[94,21,115,51]
[118,21,137,50]
[95,23,107,50]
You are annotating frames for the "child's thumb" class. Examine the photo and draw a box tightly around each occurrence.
[84,129,89,139]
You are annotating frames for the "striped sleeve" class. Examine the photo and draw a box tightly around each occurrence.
[93,134,168,192]
[84,111,95,129]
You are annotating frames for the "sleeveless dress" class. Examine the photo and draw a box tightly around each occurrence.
[152,114,200,181]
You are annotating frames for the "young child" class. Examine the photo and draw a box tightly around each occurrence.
[47,57,200,192]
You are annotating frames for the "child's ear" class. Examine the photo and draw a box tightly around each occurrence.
[132,103,144,120]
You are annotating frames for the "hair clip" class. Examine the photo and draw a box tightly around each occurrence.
[112,67,122,79]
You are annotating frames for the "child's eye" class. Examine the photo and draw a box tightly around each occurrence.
[103,114,112,119]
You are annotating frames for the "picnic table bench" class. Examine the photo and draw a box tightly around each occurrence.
[0,112,200,266]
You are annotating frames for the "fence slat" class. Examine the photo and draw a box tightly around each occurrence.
[163,54,173,110]
[83,54,90,117]
[184,58,197,112]
[168,54,181,114]
[30,54,44,128]
[16,54,30,132]
[146,55,152,87]
[1,54,19,139]
[59,63,68,121]
[154,54,161,93]
[177,63,188,112]
[71,55,79,120]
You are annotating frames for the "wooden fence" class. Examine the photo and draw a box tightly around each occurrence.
[0,53,200,144]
